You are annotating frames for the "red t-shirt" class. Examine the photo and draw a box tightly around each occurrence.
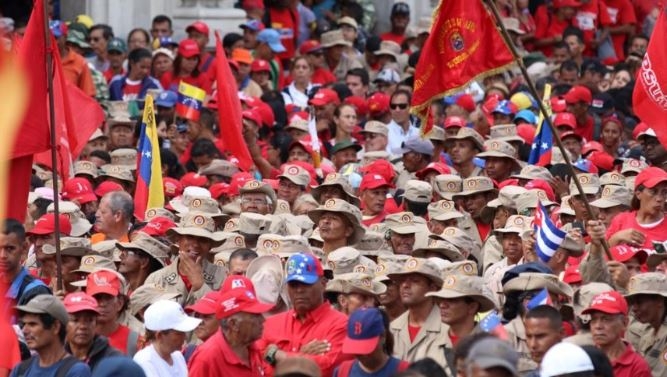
[104,68,125,83]
[605,0,637,60]
[163,71,212,93]
[270,7,299,62]
[108,324,131,355]
[311,67,337,86]
[606,211,667,248]
[610,342,652,377]
[362,211,388,227]
[380,32,405,46]
[476,220,492,242]
[575,115,595,142]
[575,0,612,56]
[189,331,268,377]
[534,6,573,56]
[122,78,142,101]
[408,325,421,342]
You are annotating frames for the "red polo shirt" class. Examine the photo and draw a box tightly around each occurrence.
[610,342,652,377]
[189,331,268,377]
[259,302,350,377]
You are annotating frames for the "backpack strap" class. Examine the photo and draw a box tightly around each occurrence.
[126,330,139,357]
[592,113,602,141]
[201,55,215,73]
[336,360,355,377]
[55,356,80,377]
[14,357,34,377]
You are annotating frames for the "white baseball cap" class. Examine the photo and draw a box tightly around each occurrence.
[144,300,202,332]
[540,342,594,377]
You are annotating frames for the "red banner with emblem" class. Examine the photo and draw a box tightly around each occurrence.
[632,7,667,145]
[411,0,515,135]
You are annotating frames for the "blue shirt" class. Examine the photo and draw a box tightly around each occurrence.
[333,357,404,377]
[10,357,91,377]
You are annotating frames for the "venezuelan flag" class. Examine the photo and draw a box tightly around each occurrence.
[134,95,164,220]
[176,82,206,121]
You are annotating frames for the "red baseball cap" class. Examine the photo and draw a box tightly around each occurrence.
[564,85,592,105]
[220,275,257,293]
[209,182,231,199]
[359,159,396,185]
[524,179,556,201]
[141,216,176,237]
[251,59,271,73]
[561,131,583,142]
[94,181,123,198]
[582,290,628,316]
[28,213,72,236]
[62,178,97,204]
[359,174,391,192]
[587,151,615,171]
[498,178,520,189]
[581,141,603,156]
[299,39,323,55]
[553,0,582,8]
[163,177,183,199]
[553,112,576,129]
[444,116,466,129]
[186,291,220,315]
[367,92,390,115]
[263,179,279,190]
[180,172,207,188]
[611,245,648,264]
[344,96,369,118]
[253,101,275,128]
[186,21,210,36]
[416,162,452,180]
[516,124,535,145]
[242,109,263,126]
[550,96,568,113]
[309,89,340,106]
[455,94,476,113]
[633,122,650,140]
[562,265,582,285]
[229,172,254,196]
[216,288,273,320]
[86,270,123,297]
[63,292,100,314]
[635,167,667,189]
[178,39,200,58]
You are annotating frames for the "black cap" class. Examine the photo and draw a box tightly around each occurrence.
[591,92,614,115]
[582,59,609,75]
[391,2,410,15]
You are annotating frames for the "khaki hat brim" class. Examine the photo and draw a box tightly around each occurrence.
[167,227,225,246]
[321,40,352,48]
[425,289,496,312]
[625,290,667,300]
[310,184,361,207]
[431,212,464,222]
[387,271,443,286]
[448,135,484,150]
[412,247,464,262]
[590,198,623,209]
[388,225,417,234]
[115,242,166,267]
[502,275,573,298]
[308,208,365,245]
[453,188,497,198]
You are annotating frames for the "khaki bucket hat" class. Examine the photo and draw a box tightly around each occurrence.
[387,257,444,286]
[426,274,496,312]
[308,199,365,244]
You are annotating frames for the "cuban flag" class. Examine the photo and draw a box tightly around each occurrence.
[528,118,553,166]
[526,288,553,310]
[534,202,567,263]
[479,310,508,340]
[176,81,206,121]
[134,95,164,221]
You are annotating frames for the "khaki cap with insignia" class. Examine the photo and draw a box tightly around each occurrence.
[116,233,170,267]
[42,236,92,257]
[387,257,444,285]
[590,185,631,209]
[515,190,556,214]
[512,165,554,181]
[73,254,116,274]
[311,173,360,207]
[106,101,134,125]
[432,174,462,200]
[210,232,246,254]
[550,147,573,165]
[198,159,239,178]
[448,127,485,150]
[442,260,478,276]
[453,176,497,198]
[274,199,291,215]
[239,180,278,209]
[426,274,496,311]
[559,232,585,256]
[621,158,648,176]
[426,126,445,142]
[360,121,388,137]
[238,212,272,235]
[73,161,99,178]
[599,171,625,187]
[181,196,229,222]
[353,230,391,257]
[404,180,433,203]
[569,173,601,196]
[476,139,520,169]
[326,272,387,296]
[625,272,667,300]
[385,212,417,234]
[285,118,309,133]
[485,185,527,210]
[503,272,573,298]
[110,148,137,167]
[556,195,576,216]
[495,215,533,235]
[167,211,225,244]
[308,199,365,244]
[428,200,464,222]
[412,238,464,262]
[327,247,376,275]
[278,164,311,187]
[99,164,134,182]
[245,254,285,305]
[145,207,176,221]
[432,227,475,256]
[128,284,181,315]
[490,124,524,144]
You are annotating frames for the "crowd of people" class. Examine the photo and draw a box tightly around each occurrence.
[0,0,666,376]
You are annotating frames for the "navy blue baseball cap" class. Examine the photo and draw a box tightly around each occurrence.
[155,90,178,108]
[342,308,384,355]
[285,253,323,284]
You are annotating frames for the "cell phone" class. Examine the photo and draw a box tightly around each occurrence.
[653,241,666,254]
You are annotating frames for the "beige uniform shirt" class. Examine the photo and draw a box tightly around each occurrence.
[627,318,667,377]
[481,235,503,274]
[332,54,363,82]
[391,305,454,377]
[144,257,227,306]
[504,316,537,376]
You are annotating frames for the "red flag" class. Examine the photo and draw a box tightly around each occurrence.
[411,0,515,128]
[214,31,253,171]
[7,0,51,221]
[632,7,667,145]
[33,45,105,181]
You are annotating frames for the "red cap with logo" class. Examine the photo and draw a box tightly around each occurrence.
[251,59,271,73]
[178,39,200,58]
[63,292,101,314]
[309,89,340,106]
[209,182,231,199]
[63,178,97,204]
[564,85,592,105]
[220,275,257,294]
[359,159,396,185]
[610,245,648,264]
[553,112,576,129]
[367,92,390,115]
[299,39,323,55]
[186,291,220,315]
[359,174,391,192]
[186,21,210,36]
[455,94,476,113]
[215,288,273,320]
[550,96,567,113]
[635,167,667,189]
[94,181,124,198]
[524,179,556,201]
[444,116,466,129]
[562,265,582,284]
[86,270,123,297]
[163,177,183,199]
[242,109,263,126]
[229,172,254,196]
[142,216,176,237]
[27,213,72,236]
[344,96,368,117]
[582,290,628,316]
[180,172,207,188]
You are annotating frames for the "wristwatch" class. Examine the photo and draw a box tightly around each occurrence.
[265,344,279,366]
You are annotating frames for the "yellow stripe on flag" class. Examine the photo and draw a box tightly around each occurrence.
[143,95,164,210]
[178,81,206,101]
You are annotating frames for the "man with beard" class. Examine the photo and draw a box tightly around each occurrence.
[359,174,392,227]
[91,191,132,244]
[145,212,226,306]
[239,180,276,215]
[116,233,170,293]
[188,287,273,377]
[384,212,417,256]
[308,199,365,257]
[260,253,349,377]
[64,292,122,373]
[447,128,484,178]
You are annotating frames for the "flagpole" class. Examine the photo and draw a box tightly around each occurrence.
[483,0,613,259]
[43,3,64,291]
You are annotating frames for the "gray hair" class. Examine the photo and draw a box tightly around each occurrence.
[106,191,134,222]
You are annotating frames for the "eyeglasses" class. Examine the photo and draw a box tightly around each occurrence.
[241,197,268,205]
[390,103,409,110]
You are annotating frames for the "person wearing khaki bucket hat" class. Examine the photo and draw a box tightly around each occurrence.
[387,257,449,367]
[384,212,418,255]
[308,198,366,257]
[476,139,522,182]
[145,212,228,306]
[311,172,361,207]
[325,272,387,315]
[115,233,171,292]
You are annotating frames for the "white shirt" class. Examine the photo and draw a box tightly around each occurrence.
[133,344,188,377]
[281,82,315,109]
[387,120,419,155]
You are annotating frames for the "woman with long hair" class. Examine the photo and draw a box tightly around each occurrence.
[162,39,211,93]
[108,48,162,101]
[282,56,318,109]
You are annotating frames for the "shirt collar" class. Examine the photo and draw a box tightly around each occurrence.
[291,301,331,323]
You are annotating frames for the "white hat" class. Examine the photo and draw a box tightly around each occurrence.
[144,299,201,332]
[540,342,593,377]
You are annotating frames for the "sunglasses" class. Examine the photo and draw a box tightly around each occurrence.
[390,103,409,110]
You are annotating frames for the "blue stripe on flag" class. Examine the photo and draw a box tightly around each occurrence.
[534,203,566,263]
